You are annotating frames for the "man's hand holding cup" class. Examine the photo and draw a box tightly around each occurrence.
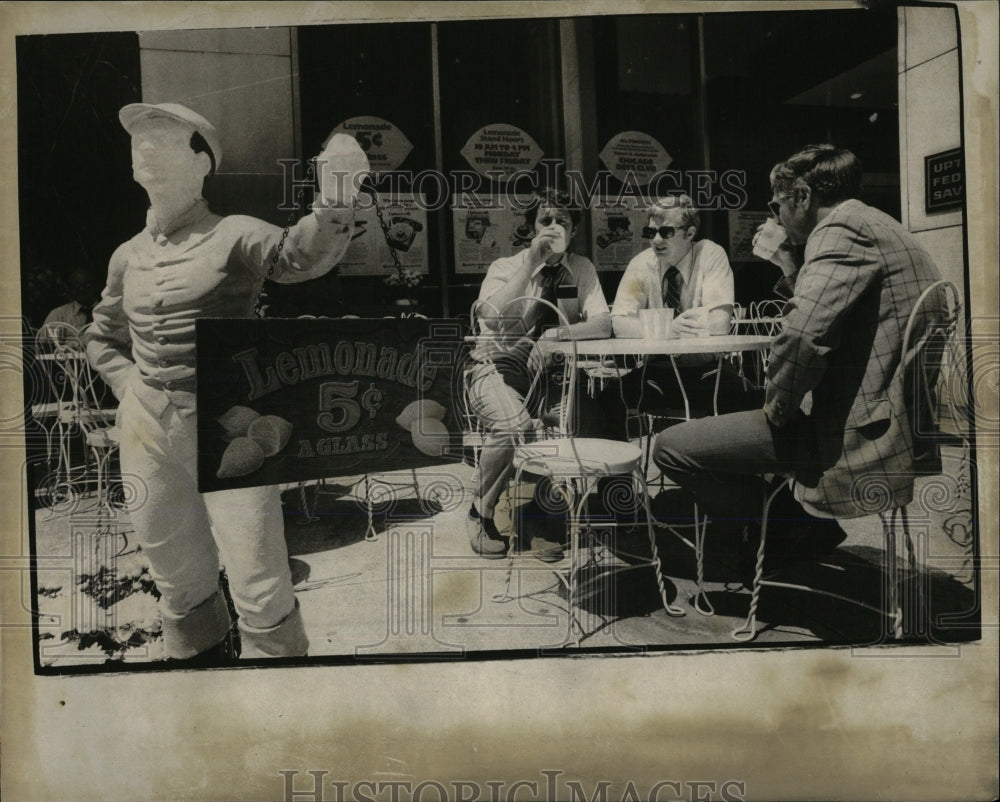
[529,223,567,267]
[752,218,797,277]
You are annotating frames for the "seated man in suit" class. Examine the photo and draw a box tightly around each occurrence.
[467,189,611,562]
[653,145,944,561]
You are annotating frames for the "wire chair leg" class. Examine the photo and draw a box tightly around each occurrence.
[297,482,320,525]
[897,506,928,639]
[691,502,714,615]
[364,474,379,542]
[732,480,787,642]
[880,510,902,640]
[637,468,686,618]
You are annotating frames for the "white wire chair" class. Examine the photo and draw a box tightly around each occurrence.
[30,323,81,478]
[31,323,89,501]
[728,298,785,390]
[33,323,122,522]
[72,353,122,525]
[478,295,685,645]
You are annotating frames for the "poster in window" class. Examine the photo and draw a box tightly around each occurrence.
[460,124,544,180]
[335,193,428,277]
[590,197,651,271]
[728,210,771,262]
[452,193,536,274]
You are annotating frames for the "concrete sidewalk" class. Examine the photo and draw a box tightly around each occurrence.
[30,448,979,669]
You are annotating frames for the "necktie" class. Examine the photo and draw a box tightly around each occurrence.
[535,262,563,333]
[662,266,683,312]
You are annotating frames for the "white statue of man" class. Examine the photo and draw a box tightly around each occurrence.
[85,103,369,664]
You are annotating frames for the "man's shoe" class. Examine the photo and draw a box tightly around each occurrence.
[737,519,847,581]
[530,535,564,563]
[470,516,508,559]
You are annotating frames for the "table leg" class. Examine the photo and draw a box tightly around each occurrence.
[669,356,691,421]
[712,356,723,416]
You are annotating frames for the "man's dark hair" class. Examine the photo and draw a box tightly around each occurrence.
[771,144,862,204]
[190,131,216,177]
[525,187,583,229]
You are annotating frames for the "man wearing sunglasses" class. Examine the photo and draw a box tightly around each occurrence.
[600,195,756,437]
[653,145,944,561]
[467,189,611,562]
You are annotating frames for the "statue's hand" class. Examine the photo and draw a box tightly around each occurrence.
[316,133,371,206]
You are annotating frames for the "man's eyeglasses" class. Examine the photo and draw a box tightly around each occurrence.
[768,193,793,218]
[641,225,678,240]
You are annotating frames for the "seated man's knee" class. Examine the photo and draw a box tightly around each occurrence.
[651,428,679,472]
[651,422,700,473]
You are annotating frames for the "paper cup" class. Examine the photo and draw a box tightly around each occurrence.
[640,308,673,339]
[657,307,674,337]
[753,218,787,260]
[547,224,567,255]
[639,309,658,339]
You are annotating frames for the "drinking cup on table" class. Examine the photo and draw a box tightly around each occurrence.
[640,308,672,339]
[639,308,658,339]
[752,218,787,261]
[657,308,674,338]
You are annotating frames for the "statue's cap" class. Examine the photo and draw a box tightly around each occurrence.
[119,103,222,170]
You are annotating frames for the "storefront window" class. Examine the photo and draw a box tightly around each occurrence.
[437,18,562,312]
[592,15,700,186]
[293,23,437,315]
[703,9,899,303]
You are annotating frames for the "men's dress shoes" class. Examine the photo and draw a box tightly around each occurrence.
[470,516,508,559]
[738,519,848,581]
[530,535,564,563]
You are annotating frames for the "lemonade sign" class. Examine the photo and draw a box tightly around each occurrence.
[195,318,465,491]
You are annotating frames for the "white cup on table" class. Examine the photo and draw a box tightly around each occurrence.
[658,308,674,337]
[639,307,674,339]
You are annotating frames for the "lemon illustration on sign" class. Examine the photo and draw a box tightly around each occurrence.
[218,405,261,441]
[247,415,294,457]
[395,399,446,431]
[216,407,293,477]
[217,437,265,478]
[411,418,449,457]
[395,399,449,456]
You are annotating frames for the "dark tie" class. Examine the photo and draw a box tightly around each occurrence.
[535,262,563,333]
[662,266,683,312]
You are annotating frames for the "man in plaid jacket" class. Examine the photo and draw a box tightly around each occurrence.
[652,145,944,539]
